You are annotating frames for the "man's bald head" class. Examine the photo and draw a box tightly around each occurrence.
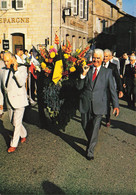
[3,52,14,68]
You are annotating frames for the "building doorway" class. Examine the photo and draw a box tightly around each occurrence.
[12,33,25,54]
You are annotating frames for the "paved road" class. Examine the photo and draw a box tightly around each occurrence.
[0,99,136,195]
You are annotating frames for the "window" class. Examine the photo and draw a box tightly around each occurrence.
[111,7,113,18]
[102,19,106,32]
[12,0,15,8]
[78,36,82,49]
[79,0,84,18]
[11,0,24,9]
[84,0,88,20]
[16,0,24,9]
[1,0,7,9]
[96,18,101,33]
[102,20,108,33]
[72,35,76,52]
[73,0,78,15]
[66,0,72,8]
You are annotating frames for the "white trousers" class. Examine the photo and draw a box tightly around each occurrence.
[8,107,27,147]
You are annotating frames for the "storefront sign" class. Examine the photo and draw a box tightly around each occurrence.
[3,40,9,50]
[0,17,29,23]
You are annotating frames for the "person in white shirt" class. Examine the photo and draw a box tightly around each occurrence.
[0,52,28,153]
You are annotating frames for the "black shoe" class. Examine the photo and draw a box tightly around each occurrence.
[86,156,94,161]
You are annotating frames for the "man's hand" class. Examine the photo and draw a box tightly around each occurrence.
[0,105,3,118]
[118,91,123,98]
[82,65,90,76]
[12,56,18,71]
[113,108,119,117]
[0,113,4,118]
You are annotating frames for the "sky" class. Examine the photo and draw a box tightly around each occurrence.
[109,0,136,17]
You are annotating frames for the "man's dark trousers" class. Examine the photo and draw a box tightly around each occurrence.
[81,107,102,158]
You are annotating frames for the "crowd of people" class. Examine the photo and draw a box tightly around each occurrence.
[0,47,135,160]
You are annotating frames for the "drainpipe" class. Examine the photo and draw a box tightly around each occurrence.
[60,0,62,46]
[92,0,94,39]
[51,0,53,45]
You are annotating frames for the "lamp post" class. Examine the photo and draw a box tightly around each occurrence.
[129,30,132,52]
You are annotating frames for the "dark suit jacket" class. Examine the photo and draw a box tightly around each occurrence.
[108,62,123,92]
[120,58,125,75]
[76,66,119,115]
[124,63,136,88]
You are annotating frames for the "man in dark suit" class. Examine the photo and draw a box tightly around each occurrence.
[76,49,119,160]
[123,55,136,109]
[120,52,130,78]
[103,49,123,127]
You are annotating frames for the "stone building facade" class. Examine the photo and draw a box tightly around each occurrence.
[88,0,136,56]
[0,0,89,53]
[0,0,135,56]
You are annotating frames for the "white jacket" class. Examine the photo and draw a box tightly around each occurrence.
[0,65,28,114]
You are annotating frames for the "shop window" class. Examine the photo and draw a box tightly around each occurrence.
[1,0,8,9]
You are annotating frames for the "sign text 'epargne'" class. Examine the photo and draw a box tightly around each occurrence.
[0,18,29,23]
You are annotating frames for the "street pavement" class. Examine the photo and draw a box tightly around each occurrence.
[0,99,136,195]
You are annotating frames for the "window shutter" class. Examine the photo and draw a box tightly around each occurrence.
[66,0,72,8]
[15,0,24,9]
[84,0,88,20]
[77,0,79,15]
[79,0,84,18]
[12,0,15,8]
[1,0,8,9]
[73,0,78,15]
[83,0,85,18]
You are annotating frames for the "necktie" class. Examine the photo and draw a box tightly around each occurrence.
[5,69,12,88]
[103,62,106,67]
[92,68,97,81]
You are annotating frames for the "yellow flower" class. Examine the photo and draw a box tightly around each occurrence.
[41,62,47,69]
[82,60,86,66]
[76,49,81,53]
[36,56,39,59]
[50,45,54,49]
[70,66,76,72]
[45,58,48,63]
[64,54,69,59]
[50,52,56,58]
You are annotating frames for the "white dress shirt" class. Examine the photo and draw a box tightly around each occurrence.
[80,65,101,79]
